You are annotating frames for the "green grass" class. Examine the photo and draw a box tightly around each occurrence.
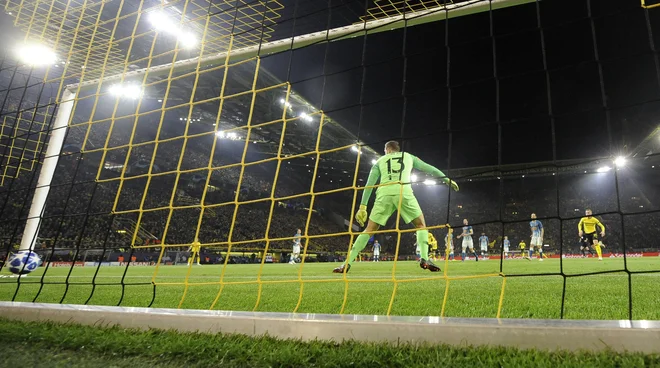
[0,318,658,368]
[1,257,659,320]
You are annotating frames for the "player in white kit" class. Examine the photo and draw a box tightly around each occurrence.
[503,236,510,259]
[290,228,301,264]
[373,240,381,262]
[529,213,544,261]
[478,233,489,259]
[457,219,478,262]
[445,228,455,261]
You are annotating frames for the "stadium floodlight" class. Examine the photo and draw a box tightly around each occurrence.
[109,83,143,99]
[215,131,225,138]
[371,159,377,165]
[411,174,418,182]
[279,98,291,108]
[299,112,313,122]
[614,156,626,168]
[596,166,611,173]
[178,32,197,48]
[351,145,360,153]
[423,179,436,185]
[148,11,197,49]
[148,11,174,31]
[16,43,57,66]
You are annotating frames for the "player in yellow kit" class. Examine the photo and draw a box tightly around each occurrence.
[332,141,459,273]
[519,240,530,260]
[592,239,606,261]
[428,233,439,261]
[187,241,201,266]
[578,209,606,260]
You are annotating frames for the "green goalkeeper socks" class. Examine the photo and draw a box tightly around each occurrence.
[348,233,370,266]
[416,229,429,260]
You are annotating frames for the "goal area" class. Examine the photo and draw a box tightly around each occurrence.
[1,0,660,352]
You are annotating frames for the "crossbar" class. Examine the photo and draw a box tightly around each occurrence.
[67,0,535,92]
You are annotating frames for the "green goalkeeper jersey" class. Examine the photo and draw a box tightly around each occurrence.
[360,151,449,205]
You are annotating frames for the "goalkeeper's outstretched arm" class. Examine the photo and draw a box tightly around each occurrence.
[412,156,459,191]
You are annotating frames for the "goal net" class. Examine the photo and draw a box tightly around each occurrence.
[1,0,659,320]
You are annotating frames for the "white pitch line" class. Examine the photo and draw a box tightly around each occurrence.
[4,273,659,280]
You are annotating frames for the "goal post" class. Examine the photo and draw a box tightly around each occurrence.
[18,89,77,252]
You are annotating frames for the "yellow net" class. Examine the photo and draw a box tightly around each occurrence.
[0,105,52,185]
[4,0,283,81]
[361,0,458,22]
[1,0,523,318]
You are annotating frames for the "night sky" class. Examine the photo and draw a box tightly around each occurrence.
[259,0,660,170]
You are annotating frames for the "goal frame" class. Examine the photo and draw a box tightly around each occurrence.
[18,0,535,252]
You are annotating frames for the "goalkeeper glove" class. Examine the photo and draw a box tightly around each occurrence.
[355,204,368,227]
[443,178,459,192]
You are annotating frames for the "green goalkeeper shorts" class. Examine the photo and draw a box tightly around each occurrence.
[369,193,423,226]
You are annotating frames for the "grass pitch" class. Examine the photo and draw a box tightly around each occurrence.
[1,257,659,320]
[0,318,659,368]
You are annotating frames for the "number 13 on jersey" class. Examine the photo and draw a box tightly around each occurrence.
[386,157,405,180]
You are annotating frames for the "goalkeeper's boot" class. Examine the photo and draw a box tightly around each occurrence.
[419,259,441,272]
[332,263,350,274]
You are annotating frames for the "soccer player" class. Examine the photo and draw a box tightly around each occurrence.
[593,240,606,261]
[373,240,381,262]
[445,227,455,261]
[578,209,605,259]
[479,232,489,259]
[290,228,302,265]
[578,209,605,260]
[428,233,438,261]
[529,213,544,261]
[457,219,478,262]
[519,239,530,260]
[332,141,459,273]
[503,236,510,259]
[187,242,201,266]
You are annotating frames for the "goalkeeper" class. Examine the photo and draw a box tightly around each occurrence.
[333,141,459,273]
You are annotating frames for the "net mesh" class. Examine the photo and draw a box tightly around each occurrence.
[1,0,659,319]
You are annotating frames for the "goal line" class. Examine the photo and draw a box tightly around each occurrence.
[0,302,658,353]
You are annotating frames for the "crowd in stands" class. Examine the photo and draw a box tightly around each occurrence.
[2,120,659,261]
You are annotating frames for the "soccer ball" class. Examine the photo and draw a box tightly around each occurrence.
[7,250,41,275]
